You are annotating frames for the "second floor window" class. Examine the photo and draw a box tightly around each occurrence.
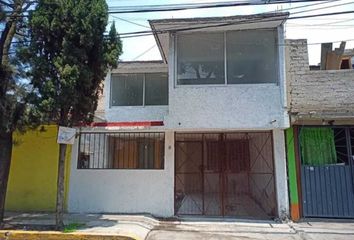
[176,29,278,85]
[177,33,225,85]
[111,73,168,106]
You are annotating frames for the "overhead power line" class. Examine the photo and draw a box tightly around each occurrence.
[110,16,150,29]
[283,1,354,16]
[131,45,157,60]
[108,0,339,22]
[115,0,349,37]
[119,45,157,63]
[306,39,354,45]
[287,17,354,25]
[109,0,275,9]
[3,0,340,19]
[107,0,339,30]
[118,10,354,39]
[107,0,332,14]
[5,38,354,58]
[7,1,352,41]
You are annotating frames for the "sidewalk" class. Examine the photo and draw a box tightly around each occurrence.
[2,212,157,240]
[290,220,354,240]
[2,212,354,240]
[148,218,354,240]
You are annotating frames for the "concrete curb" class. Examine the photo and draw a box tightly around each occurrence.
[0,230,137,240]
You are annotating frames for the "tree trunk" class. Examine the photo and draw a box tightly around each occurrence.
[0,131,13,227]
[55,143,67,230]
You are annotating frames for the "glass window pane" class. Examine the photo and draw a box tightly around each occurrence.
[111,74,143,106]
[227,29,277,84]
[177,33,225,85]
[145,73,168,105]
[107,133,164,169]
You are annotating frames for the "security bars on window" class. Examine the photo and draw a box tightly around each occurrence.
[77,132,165,169]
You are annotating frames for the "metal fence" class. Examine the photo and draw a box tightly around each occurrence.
[174,132,276,218]
[77,132,165,169]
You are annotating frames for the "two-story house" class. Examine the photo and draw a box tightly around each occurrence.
[67,12,290,220]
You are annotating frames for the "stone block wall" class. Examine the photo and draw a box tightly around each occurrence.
[286,39,354,119]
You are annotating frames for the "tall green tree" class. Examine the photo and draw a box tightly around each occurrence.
[24,0,122,229]
[0,0,38,226]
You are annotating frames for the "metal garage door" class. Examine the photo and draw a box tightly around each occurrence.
[174,132,276,219]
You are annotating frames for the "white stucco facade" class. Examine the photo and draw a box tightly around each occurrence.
[273,129,289,219]
[68,14,291,220]
[164,25,288,130]
[68,130,175,217]
[68,128,289,218]
[165,84,285,130]
[100,28,289,130]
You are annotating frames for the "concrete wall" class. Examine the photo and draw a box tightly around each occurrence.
[273,129,289,220]
[165,85,285,130]
[102,28,289,130]
[68,131,175,217]
[286,39,354,120]
[6,125,71,212]
[68,129,289,219]
[165,27,289,130]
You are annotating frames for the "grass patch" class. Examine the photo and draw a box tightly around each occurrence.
[63,223,85,233]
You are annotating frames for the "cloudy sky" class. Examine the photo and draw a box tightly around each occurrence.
[106,0,354,65]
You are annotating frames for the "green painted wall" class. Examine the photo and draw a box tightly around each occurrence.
[286,128,299,205]
[5,125,71,212]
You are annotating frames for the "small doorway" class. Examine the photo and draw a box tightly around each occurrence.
[298,126,354,218]
[174,132,276,218]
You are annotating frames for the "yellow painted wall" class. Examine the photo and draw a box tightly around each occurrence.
[5,125,71,212]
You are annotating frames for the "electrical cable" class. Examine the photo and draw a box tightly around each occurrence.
[4,0,335,15]
[118,9,354,38]
[107,0,331,14]
[110,16,150,29]
[108,0,340,27]
[115,0,349,36]
[119,44,157,63]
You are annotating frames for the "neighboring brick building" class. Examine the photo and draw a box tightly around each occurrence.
[286,39,354,122]
[285,39,354,220]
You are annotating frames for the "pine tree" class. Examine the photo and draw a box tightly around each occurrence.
[23,0,122,229]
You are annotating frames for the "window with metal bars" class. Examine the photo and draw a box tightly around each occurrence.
[77,132,165,169]
[299,126,354,166]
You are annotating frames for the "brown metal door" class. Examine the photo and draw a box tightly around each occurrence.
[203,140,222,216]
[223,139,251,216]
[175,140,204,215]
[175,132,276,218]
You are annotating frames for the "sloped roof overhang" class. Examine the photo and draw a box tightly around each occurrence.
[149,12,289,63]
